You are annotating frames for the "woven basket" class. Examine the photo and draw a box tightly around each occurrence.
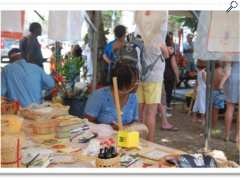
[96,155,120,168]
[1,134,24,168]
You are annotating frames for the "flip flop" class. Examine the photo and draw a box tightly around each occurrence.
[161,126,179,131]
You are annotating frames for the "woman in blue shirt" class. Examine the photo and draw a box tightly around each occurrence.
[84,62,148,136]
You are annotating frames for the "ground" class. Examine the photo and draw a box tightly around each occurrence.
[154,102,239,163]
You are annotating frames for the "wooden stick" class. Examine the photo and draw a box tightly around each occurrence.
[112,77,123,130]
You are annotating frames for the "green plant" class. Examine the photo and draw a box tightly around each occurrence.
[57,56,85,82]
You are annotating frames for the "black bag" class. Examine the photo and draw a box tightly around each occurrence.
[115,33,144,71]
[174,154,217,168]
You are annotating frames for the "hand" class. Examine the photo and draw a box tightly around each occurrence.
[168,47,174,55]
[111,122,119,131]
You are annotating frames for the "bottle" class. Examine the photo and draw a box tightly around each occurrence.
[110,146,117,158]
[103,147,108,159]
[98,148,104,159]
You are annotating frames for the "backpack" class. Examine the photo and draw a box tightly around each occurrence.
[114,33,144,76]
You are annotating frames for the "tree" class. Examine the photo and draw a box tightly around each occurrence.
[169,14,198,33]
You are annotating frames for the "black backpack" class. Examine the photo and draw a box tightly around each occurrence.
[114,33,144,74]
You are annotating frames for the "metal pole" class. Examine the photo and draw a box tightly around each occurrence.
[237,99,240,163]
[204,60,215,151]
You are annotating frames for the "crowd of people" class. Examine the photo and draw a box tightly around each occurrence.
[1,21,239,145]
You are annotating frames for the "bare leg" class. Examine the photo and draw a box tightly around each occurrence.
[144,104,158,142]
[158,104,173,128]
[212,108,219,129]
[192,112,198,122]
[224,102,235,141]
[139,103,145,123]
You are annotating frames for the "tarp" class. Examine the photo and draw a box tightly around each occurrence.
[48,11,85,42]
[134,11,168,46]
[1,11,25,40]
[194,11,240,62]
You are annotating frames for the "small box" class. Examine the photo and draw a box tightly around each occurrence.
[117,131,139,148]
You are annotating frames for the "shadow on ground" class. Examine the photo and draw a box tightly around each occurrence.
[155,103,239,162]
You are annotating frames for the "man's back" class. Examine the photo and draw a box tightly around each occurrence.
[19,35,44,67]
[1,59,55,107]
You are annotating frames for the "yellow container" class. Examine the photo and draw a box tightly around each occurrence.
[117,131,139,148]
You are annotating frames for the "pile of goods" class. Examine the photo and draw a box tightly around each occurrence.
[54,115,89,139]
[20,102,69,121]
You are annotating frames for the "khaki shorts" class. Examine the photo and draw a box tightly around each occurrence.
[137,81,163,104]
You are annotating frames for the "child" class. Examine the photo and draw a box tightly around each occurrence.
[212,61,225,134]
[192,59,206,124]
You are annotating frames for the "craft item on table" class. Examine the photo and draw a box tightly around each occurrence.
[1,114,23,134]
[158,155,179,168]
[206,150,239,168]
[138,149,169,161]
[51,153,77,164]
[1,136,22,167]
[1,99,20,114]
[96,138,120,168]
[117,131,139,149]
[41,138,61,146]
[120,153,139,167]
[19,102,69,121]
[88,123,115,139]
[22,147,53,168]
[82,139,100,157]
[55,116,88,139]
[112,77,140,149]
[31,119,56,136]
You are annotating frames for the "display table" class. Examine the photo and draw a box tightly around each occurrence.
[20,130,184,168]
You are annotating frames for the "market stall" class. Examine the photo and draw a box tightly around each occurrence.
[2,100,238,168]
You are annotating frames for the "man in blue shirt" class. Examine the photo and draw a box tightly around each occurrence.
[1,48,55,107]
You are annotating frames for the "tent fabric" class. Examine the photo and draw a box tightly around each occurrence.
[1,11,25,40]
[134,11,168,46]
[194,11,240,62]
[48,11,84,42]
[208,11,240,53]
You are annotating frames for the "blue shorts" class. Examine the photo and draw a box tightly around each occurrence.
[212,90,225,109]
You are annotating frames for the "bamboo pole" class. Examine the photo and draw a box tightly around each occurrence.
[112,77,123,130]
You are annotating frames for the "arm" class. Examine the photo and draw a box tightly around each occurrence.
[1,68,7,97]
[171,55,180,82]
[202,70,207,82]
[84,91,102,124]
[41,70,55,90]
[103,54,112,64]
[160,44,169,59]
[219,62,232,89]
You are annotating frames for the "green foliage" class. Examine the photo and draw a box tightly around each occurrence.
[57,56,85,82]
[102,11,122,30]
[169,15,198,33]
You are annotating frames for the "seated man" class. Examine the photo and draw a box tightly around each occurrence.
[84,61,148,138]
[1,48,55,107]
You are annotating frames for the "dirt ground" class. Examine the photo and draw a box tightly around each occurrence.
[154,102,239,163]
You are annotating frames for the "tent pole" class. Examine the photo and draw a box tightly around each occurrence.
[204,60,215,151]
[237,99,240,163]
